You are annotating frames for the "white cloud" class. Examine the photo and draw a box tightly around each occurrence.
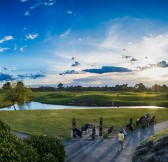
[66,10,76,16]
[0,36,13,44]
[26,33,39,40]
[25,11,30,16]
[38,17,168,86]
[67,11,73,14]
[20,46,27,52]
[24,0,56,16]
[14,44,18,51]
[44,0,56,6]
[0,47,9,52]
[20,0,28,2]
[60,29,71,38]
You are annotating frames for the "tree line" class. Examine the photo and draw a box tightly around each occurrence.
[31,83,168,92]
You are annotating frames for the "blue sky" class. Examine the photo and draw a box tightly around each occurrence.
[1,0,168,87]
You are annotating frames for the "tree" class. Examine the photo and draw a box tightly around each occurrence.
[3,81,32,110]
[161,84,168,92]
[134,83,146,92]
[2,82,12,91]
[151,84,161,92]
[57,83,64,93]
[75,85,83,95]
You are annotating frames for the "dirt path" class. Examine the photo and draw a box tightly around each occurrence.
[64,121,168,162]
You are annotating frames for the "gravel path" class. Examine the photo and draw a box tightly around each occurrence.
[64,121,168,162]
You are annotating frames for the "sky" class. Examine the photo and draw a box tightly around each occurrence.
[1,0,168,87]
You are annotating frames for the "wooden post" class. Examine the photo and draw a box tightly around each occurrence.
[99,117,103,136]
[72,118,76,138]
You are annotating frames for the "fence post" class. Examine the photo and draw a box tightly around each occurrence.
[72,118,76,138]
[99,117,103,136]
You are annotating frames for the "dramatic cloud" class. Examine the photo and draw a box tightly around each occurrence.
[17,73,45,79]
[0,36,13,44]
[130,58,138,62]
[122,55,131,59]
[137,60,168,71]
[83,66,132,74]
[157,61,168,67]
[0,47,9,52]
[0,73,16,82]
[59,70,79,75]
[26,33,39,40]
[71,61,81,67]
[2,67,9,71]
[71,57,76,60]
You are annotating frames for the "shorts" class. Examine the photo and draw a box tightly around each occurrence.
[119,140,124,144]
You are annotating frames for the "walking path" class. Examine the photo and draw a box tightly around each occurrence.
[64,121,168,162]
[12,121,168,162]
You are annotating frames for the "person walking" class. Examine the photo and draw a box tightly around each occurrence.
[118,130,124,152]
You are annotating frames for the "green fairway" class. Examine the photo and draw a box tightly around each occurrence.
[143,128,168,143]
[31,91,168,107]
[1,91,168,108]
[0,108,168,138]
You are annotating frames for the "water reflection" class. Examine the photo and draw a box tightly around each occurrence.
[0,102,165,111]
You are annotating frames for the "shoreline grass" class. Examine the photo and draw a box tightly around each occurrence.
[31,91,168,107]
[0,108,168,138]
[1,91,168,108]
[143,128,168,143]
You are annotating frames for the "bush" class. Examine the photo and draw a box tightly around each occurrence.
[0,120,65,162]
[0,131,39,162]
[24,135,65,162]
[102,130,108,139]
[0,119,11,132]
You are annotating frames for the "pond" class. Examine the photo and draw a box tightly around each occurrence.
[0,102,165,111]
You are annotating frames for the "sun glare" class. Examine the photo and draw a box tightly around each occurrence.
[139,67,167,79]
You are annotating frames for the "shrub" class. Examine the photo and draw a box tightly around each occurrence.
[24,135,65,162]
[102,130,108,139]
[0,119,11,132]
[0,131,39,162]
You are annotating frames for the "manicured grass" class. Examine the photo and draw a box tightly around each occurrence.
[31,91,168,107]
[1,91,168,107]
[0,108,168,138]
[144,128,168,143]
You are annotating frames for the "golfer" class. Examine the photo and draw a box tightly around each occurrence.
[118,130,124,151]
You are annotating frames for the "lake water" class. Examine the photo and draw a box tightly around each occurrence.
[0,102,165,110]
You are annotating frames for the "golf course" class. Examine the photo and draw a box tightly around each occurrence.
[0,91,168,138]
